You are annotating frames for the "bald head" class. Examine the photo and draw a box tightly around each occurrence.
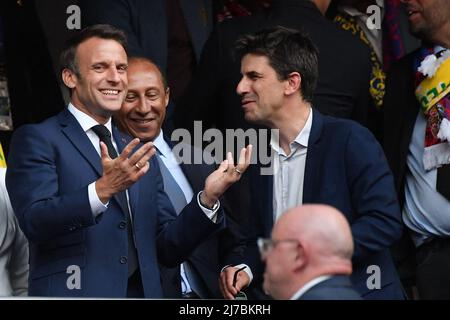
[263,204,354,299]
[273,204,354,261]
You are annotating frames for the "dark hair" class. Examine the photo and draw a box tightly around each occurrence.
[235,26,319,103]
[128,56,168,89]
[60,24,128,77]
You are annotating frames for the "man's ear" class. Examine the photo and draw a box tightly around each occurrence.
[292,242,307,272]
[62,68,78,89]
[164,87,170,108]
[284,72,301,96]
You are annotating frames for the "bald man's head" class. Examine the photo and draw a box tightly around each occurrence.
[274,204,354,261]
[263,204,354,299]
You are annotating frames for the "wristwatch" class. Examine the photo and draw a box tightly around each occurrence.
[198,191,219,210]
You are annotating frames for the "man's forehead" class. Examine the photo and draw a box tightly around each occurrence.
[77,37,127,61]
[241,53,272,72]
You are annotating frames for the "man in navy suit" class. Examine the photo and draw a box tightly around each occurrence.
[219,26,404,300]
[5,24,251,298]
[115,56,248,299]
[262,204,361,300]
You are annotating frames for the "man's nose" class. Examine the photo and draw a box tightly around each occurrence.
[106,67,121,83]
[136,97,151,114]
[236,77,248,95]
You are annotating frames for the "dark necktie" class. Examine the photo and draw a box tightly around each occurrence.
[91,125,138,276]
[437,164,450,201]
[156,152,208,298]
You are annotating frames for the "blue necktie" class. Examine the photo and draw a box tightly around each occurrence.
[91,125,138,277]
[156,154,187,214]
[156,153,207,297]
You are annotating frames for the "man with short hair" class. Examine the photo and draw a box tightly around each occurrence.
[219,26,404,300]
[262,204,361,300]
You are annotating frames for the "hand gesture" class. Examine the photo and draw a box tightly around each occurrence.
[200,145,253,207]
[96,138,155,203]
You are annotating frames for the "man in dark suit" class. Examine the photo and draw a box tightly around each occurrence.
[115,56,247,299]
[173,0,372,229]
[5,24,251,298]
[383,0,450,299]
[220,26,404,300]
[262,204,361,300]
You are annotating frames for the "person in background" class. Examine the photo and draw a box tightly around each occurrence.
[219,26,404,300]
[0,166,28,297]
[115,56,248,299]
[383,0,450,299]
[262,204,361,300]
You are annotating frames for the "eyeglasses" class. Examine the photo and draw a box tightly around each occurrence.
[257,237,300,258]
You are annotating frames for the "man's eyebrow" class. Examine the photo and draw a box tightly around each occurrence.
[245,70,262,77]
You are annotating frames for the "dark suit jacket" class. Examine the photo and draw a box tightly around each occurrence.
[299,276,362,300]
[159,139,244,299]
[245,110,404,299]
[5,109,224,298]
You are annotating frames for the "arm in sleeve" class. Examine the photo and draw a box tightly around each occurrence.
[5,126,96,243]
[346,125,403,263]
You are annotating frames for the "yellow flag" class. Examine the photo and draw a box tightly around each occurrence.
[0,143,6,168]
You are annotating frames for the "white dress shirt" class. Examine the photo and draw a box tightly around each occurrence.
[290,275,332,300]
[272,108,313,222]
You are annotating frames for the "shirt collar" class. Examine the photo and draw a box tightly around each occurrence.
[290,275,332,300]
[68,103,113,134]
[153,129,170,158]
[340,0,384,18]
[270,108,313,156]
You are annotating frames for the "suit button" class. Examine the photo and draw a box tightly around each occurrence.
[120,256,128,264]
[119,221,127,229]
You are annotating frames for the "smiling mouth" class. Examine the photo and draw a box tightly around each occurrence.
[130,118,154,124]
[100,89,121,96]
[407,9,420,17]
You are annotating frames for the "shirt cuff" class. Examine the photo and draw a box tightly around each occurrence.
[89,182,109,218]
[197,191,220,223]
[221,264,254,284]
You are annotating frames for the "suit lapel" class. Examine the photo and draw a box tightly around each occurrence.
[113,125,140,217]
[59,109,102,176]
[303,110,324,203]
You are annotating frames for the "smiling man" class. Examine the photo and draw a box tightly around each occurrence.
[5,24,250,298]
[115,57,249,299]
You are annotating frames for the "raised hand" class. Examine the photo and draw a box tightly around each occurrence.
[96,138,156,203]
[200,145,253,207]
